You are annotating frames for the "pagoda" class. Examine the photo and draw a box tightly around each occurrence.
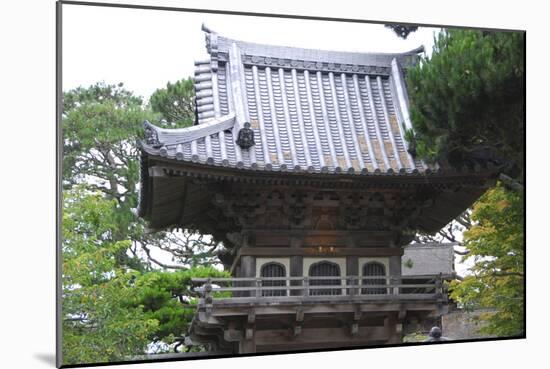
[137,25,499,354]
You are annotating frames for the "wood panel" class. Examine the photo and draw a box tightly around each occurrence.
[238,247,403,257]
[254,326,389,346]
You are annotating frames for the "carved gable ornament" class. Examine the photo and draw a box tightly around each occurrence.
[236,122,255,149]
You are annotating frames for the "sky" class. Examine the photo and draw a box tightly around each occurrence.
[61,4,479,275]
[63,5,440,101]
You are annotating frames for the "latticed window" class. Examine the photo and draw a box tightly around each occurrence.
[361,262,387,295]
[260,262,286,297]
[309,261,341,296]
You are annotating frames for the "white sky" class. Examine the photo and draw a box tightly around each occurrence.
[63,4,480,274]
[63,5,439,101]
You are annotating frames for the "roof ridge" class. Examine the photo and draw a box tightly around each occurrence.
[202,23,424,66]
[143,114,236,148]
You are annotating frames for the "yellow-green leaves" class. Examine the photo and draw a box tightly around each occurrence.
[449,185,524,336]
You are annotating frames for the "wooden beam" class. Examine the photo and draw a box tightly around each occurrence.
[238,247,403,257]
[254,326,389,346]
[223,329,243,342]
[207,301,440,318]
[239,339,256,354]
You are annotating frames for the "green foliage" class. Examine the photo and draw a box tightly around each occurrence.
[407,30,524,178]
[63,82,161,272]
[62,81,225,364]
[449,184,524,337]
[62,82,220,271]
[62,188,158,365]
[403,332,427,343]
[132,267,229,340]
[63,82,157,193]
[62,189,229,364]
[150,78,195,127]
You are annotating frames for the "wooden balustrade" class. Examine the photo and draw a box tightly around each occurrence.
[193,275,447,305]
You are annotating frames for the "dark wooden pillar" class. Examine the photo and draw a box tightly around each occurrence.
[240,256,256,277]
[389,255,402,276]
[290,256,303,296]
[389,252,402,296]
[346,256,359,295]
[290,236,304,296]
[385,312,403,344]
[239,256,255,297]
[239,338,256,354]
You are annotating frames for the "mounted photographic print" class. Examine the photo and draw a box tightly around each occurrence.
[57,1,525,367]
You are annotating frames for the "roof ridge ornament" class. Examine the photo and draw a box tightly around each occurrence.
[236,122,255,150]
[143,120,163,148]
[385,24,419,40]
[201,23,214,34]
[203,23,219,72]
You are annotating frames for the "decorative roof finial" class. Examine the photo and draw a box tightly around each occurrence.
[236,122,255,150]
[143,121,162,148]
[385,24,419,39]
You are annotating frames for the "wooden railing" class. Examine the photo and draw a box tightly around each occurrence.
[191,274,447,305]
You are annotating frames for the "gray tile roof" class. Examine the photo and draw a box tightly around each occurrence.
[141,25,434,175]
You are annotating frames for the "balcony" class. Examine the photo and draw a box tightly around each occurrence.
[191,274,448,307]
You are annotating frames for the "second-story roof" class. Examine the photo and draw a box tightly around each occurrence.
[140,25,434,175]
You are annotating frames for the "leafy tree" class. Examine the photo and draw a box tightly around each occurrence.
[63,82,153,196]
[61,189,229,364]
[150,78,196,127]
[406,29,525,337]
[132,267,229,351]
[62,82,221,270]
[61,82,228,363]
[407,30,524,184]
[449,185,524,337]
[63,82,157,270]
[62,188,158,365]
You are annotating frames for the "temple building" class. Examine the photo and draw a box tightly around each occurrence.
[137,25,500,354]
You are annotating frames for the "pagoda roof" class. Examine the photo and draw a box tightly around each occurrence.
[140,25,434,176]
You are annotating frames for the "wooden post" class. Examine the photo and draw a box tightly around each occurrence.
[240,256,256,297]
[389,255,402,295]
[290,255,303,296]
[204,278,213,315]
[384,313,402,344]
[346,255,358,296]
[303,276,309,297]
[435,273,443,299]
[348,276,355,297]
[255,278,261,298]
[239,336,256,354]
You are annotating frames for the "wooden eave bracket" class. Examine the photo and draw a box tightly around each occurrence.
[245,324,255,340]
[293,308,304,337]
[247,309,256,324]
